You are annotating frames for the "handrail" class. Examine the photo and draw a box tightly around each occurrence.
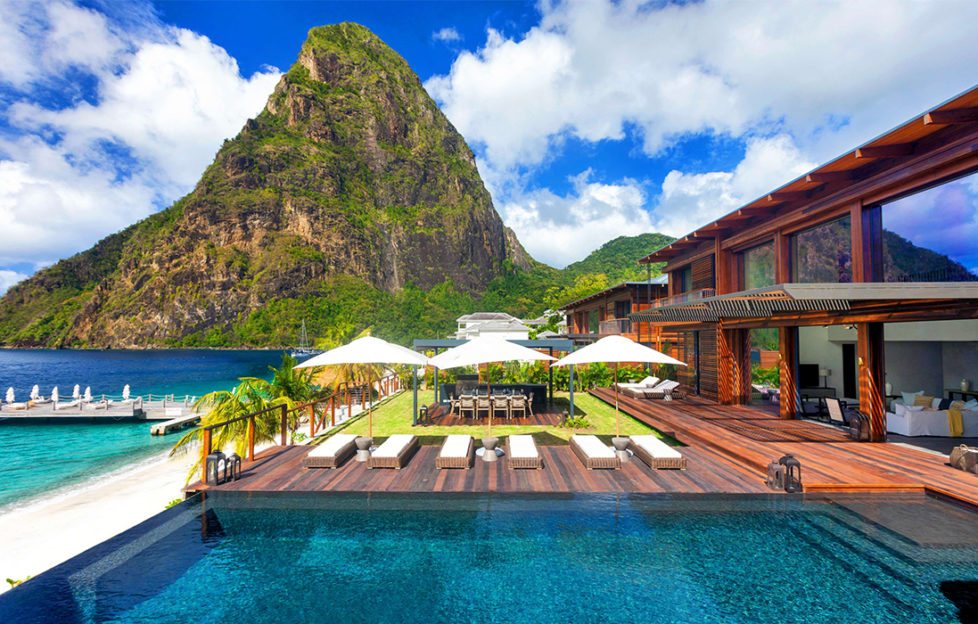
[198,372,403,482]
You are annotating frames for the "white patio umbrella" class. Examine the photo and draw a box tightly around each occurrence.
[83,386,92,402]
[294,336,428,438]
[51,386,59,403]
[552,335,687,437]
[72,385,80,400]
[30,385,40,401]
[428,336,556,437]
[122,385,131,400]
[5,387,13,404]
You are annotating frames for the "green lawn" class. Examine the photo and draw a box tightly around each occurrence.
[326,389,678,445]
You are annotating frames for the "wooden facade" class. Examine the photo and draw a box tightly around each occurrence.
[561,280,677,347]
[630,86,978,440]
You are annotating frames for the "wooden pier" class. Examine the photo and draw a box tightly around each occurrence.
[0,397,198,426]
[150,412,201,435]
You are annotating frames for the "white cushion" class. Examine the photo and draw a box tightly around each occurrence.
[639,376,659,387]
[901,391,924,405]
[571,435,615,458]
[630,435,682,459]
[307,433,357,458]
[440,435,471,458]
[373,434,414,458]
[931,398,943,409]
[509,434,538,458]
[963,399,978,410]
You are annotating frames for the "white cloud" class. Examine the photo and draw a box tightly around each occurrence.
[653,135,816,236]
[428,0,978,259]
[0,269,29,295]
[500,171,654,267]
[432,27,461,43]
[0,0,281,271]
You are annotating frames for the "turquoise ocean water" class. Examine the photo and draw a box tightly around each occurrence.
[0,349,287,509]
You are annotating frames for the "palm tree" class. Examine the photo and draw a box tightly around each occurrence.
[170,353,326,481]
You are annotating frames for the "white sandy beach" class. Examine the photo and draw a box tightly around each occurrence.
[0,449,198,593]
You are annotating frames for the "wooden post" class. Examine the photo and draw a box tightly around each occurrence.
[247,417,255,461]
[779,327,798,419]
[738,329,753,405]
[330,395,336,427]
[280,404,287,446]
[857,322,887,441]
[308,403,315,437]
[362,382,367,410]
[346,384,352,417]
[717,320,733,405]
[774,230,789,284]
[201,428,212,483]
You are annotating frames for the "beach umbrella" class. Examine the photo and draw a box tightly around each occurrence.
[72,385,80,400]
[5,387,13,404]
[83,386,92,401]
[122,384,130,400]
[51,387,59,402]
[428,336,556,437]
[30,385,40,401]
[552,335,687,437]
[294,336,428,438]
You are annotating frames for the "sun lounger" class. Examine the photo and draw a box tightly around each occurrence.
[569,434,620,470]
[302,433,358,469]
[628,435,686,469]
[54,400,81,410]
[4,402,31,410]
[435,434,473,469]
[616,375,659,391]
[507,434,542,469]
[367,434,419,469]
[642,379,681,399]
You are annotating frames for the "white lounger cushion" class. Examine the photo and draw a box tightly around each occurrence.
[307,433,357,458]
[509,434,539,458]
[630,435,683,460]
[373,434,414,458]
[638,376,659,386]
[440,434,471,458]
[572,434,615,458]
[649,380,679,392]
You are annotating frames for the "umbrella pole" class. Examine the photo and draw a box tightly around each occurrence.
[368,369,374,439]
[615,362,621,438]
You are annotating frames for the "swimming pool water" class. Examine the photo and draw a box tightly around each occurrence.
[5,492,978,623]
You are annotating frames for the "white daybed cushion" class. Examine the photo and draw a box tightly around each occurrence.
[440,434,471,458]
[649,380,679,392]
[509,434,538,458]
[307,433,357,458]
[638,376,659,387]
[373,434,414,458]
[630,435,683,460]
[571,434,615,458]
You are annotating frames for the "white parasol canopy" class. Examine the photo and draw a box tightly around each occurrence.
[51,386,59,402]
[428,336,556,437]
[72,385,80,400]
[5,387,13,403]
[294,336,428,438]
[122,385,130,400]
[83,386,92,401]
[30,384,40,401]
[553,335,687,437]
[428,336,556,369]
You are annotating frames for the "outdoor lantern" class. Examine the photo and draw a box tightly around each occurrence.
[205,451,227,485]
[779,454,802,493]
[418,405,429,425]
[227,453,242,481]
[765,460,785,491]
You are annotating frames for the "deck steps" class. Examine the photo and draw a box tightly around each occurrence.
[150,412,201,435]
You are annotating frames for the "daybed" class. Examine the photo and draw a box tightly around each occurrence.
[302,433,358,469]
[507,434,542,469]
[628,435,686,469]
[642,379,682,399]
[435,434,473,469]
[367,434,419,469]
[569,434,620,470]
[617,376,659,398]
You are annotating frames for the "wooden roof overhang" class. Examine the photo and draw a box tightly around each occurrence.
[558,278,667,312]
[638,86,978,266]
[629,282,978,324]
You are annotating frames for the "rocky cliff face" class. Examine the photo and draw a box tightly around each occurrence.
[0,23,517,348]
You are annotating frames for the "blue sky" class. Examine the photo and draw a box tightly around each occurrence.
[2,0,978,293]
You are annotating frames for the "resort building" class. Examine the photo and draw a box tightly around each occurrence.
[629,86,978,442]
[454,312,532,340]
[560,277,672,345]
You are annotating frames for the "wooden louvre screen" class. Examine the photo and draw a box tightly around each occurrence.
[698,329,719,401]
[692,256,716,291]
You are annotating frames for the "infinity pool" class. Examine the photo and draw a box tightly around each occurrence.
[3,492,978,623]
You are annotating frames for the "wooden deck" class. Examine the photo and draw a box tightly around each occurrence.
[424,403,562,427]
[591,388,978,506]
[188,441,768,495]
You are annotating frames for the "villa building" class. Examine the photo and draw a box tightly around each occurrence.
[559,277,675,347]
[627,86,978,441]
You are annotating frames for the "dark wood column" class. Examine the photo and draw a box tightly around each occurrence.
[857,322,887,441]
[779,327,798,419]
[737,329,753,405]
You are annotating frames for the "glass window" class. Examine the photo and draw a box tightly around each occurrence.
[880,171,978,282]
[741,242,775,289]
[588,309,600,334]
[790,216,852,283]
[675,266,692,292]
